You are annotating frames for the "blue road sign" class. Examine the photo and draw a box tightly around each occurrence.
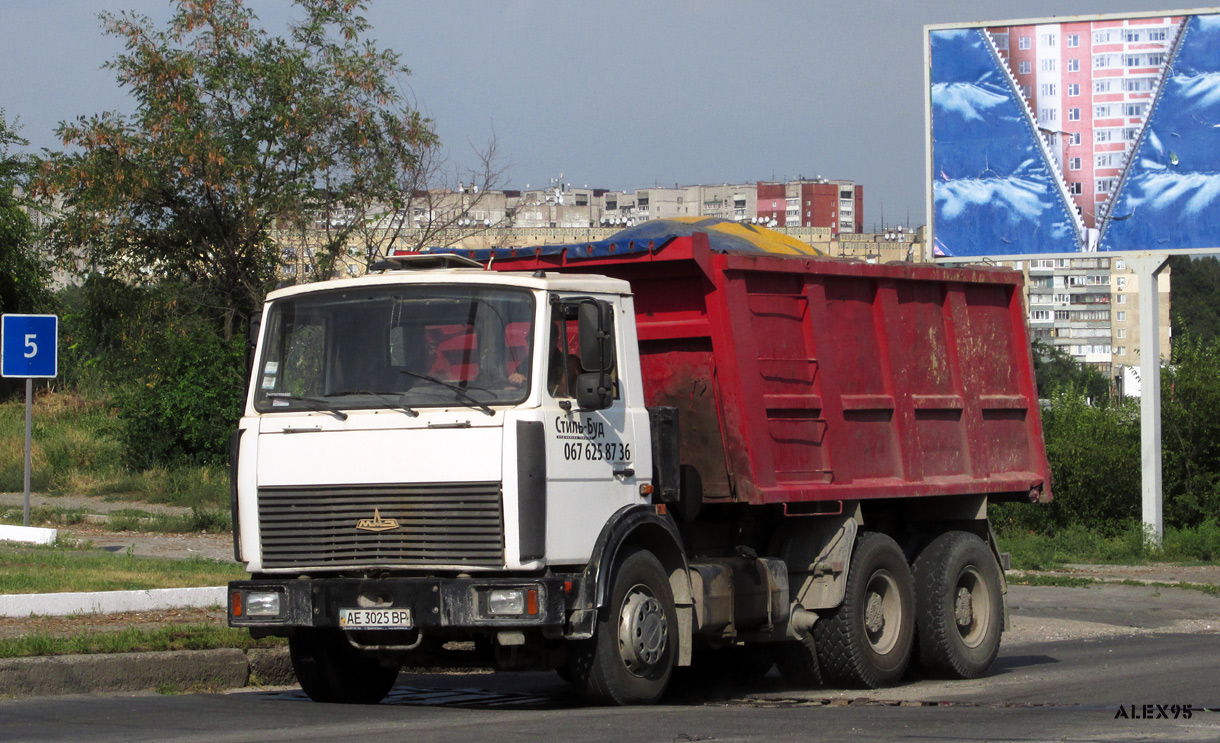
[2,314,58,378]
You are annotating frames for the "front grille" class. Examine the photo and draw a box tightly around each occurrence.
[258,482,504,569]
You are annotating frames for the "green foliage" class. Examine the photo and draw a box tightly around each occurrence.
[116,317,244,469]
[36,0,437,331]
[996,523,1146,569]
[1168,255,1220,344]
[1031,339,1111,401]
[0,392,229,507]
[0,393,121,492]
[995,390,1140,536]
[1006,334,1220,541]
[0,546,245,594]
[92,465,229,508]
[997,520,1220,569]
[103,506,230,534]
[0,506,90,528]
[55,277,244,468]
[1162,335,1220,526]
[0,112,52,401]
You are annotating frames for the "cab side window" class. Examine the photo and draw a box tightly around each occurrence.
[547,302,618,399]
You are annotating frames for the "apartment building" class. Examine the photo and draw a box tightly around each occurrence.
[1002,254,1171,385]
[599,179,862,234]
[1109,256,1172,372]
[989,15,1183,228]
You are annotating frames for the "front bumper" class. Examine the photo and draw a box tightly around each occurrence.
[228,575,575,635]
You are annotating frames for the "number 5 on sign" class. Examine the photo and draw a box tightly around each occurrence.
[2,314,58,530]
[2,315,58,378]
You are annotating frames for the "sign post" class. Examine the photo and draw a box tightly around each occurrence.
[2,314,58,527]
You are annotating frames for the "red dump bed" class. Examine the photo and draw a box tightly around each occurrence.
[481,232,1051,507]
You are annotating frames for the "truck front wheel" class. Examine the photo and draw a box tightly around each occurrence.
[912,531,1003,678]
[813,531,915,688]
[289,628,400,704]
[569,547,677,705]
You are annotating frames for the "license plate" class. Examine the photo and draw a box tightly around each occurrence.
[338,608,413,629]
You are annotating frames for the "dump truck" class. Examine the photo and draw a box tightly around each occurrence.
[228,221,1050,705]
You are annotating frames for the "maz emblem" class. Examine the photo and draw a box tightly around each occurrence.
[356,508,400,532]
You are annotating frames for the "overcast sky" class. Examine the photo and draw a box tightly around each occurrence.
[1,0,1164,230]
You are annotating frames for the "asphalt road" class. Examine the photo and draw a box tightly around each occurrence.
[4,582,1220,742]
[5,636,1220,742]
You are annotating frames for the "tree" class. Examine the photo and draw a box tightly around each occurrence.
[0,112,48,318]
[280,132,519,282]
[0,112,51,400]
[341,133,520,272]
[991,390,1140,536]
[36,0,438,337]
[1168,255,1220,345]
[1161,335,1220,527]
[1031,340,1111,401]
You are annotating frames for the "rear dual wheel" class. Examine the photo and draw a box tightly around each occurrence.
[912,531,1004,679]
[812,532,915,688]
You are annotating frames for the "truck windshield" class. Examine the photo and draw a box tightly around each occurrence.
[253,285,534,414]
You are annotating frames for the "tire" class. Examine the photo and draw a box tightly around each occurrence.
[289,629,400,704]
[568,547,678,705]
[812,531,915,688]
[912,531,1004,679]
[773,638,822,688]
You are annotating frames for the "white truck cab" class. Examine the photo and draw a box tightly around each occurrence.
[229,265,683,704]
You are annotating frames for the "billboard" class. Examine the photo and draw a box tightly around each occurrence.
[926,10,1220,258]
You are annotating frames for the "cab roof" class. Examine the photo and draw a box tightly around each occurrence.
[264,267,631,303]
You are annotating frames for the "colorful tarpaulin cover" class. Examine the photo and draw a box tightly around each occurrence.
[423,217,825,262]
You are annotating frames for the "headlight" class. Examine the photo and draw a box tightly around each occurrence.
[246,591,282,617]
[488,589,526,616]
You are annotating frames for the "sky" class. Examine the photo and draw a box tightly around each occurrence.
[0,0,1167,231]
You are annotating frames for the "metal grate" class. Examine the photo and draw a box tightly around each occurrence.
[258,482,504,569]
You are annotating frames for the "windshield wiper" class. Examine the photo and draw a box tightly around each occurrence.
[398,370,494,416]
[322,389,419,417]
[265,393,349,421]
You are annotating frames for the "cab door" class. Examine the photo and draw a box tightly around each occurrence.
[541,295,642,564]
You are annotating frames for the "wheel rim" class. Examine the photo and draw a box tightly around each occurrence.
[862,569,903,656]
[954,566,992,649]
[618,584,668,676]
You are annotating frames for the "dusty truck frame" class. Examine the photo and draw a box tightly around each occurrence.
[228,230,1050,705]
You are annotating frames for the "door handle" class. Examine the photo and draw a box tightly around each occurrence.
[613,468,635,477]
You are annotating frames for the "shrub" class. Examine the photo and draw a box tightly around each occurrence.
[57,277,247,469]
[117,323,244,469]
[995,391,1141,536]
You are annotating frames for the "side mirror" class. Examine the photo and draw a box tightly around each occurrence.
[575,371,613,411]
[248,311,262,346]
[577,300,614,373]
[246,311,263,370]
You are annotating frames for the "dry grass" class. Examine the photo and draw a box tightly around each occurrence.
[0,391,227,510]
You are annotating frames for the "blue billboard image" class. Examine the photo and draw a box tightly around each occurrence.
[930,28,1082,257]
[1099,14,1220,252]
[928,12,1214,258]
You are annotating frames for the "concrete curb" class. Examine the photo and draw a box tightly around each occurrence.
[0,647,294,698]
[0,587,227,618]
[0,525,57,545]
